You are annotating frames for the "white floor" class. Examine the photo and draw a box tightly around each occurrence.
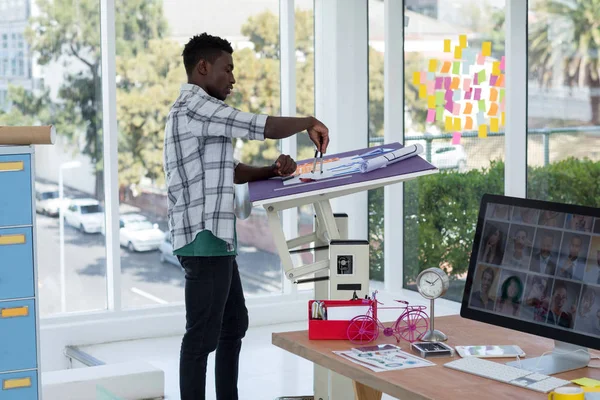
[81,290,461,400]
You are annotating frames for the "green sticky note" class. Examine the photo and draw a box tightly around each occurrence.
[478,100,486,112]
[452,61,460,75]
[436,91,445,106]
[478,69,486,83]
[436,106,444,122]
[500,88,505,102]
[572,378,600,387]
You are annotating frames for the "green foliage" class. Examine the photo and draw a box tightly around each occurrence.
[529,0,600,123]
[368,159,600,289]
[20,0,167,196]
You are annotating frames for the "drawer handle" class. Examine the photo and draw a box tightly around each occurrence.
[0,161,24,172]
[0,234,26,246]
[1,306,29,318]
[2,376,32,390]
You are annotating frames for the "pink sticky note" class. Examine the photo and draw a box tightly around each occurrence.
[427,80,435,95]
[452,132,462,145]
[473,73,478,85]
[444,77,451,89]
[452,102,460,115]
[474,88,482,100]
[421,71,427,84]
[501,97,506,112]
[500,56,506,71]
[445,100,454,113]
[490,75,498,86]
[426,109,436,123]
[463,78,472,92]
[465,89,472,100]
[435,77,443,90]
[445,90,453,101]
[477,53,486,65]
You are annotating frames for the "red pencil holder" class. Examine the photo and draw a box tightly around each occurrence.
[308,299,376,340]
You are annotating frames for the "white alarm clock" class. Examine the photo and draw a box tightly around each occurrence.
[416,267,450,342]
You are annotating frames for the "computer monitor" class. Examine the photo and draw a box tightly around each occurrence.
[461,194,600,374]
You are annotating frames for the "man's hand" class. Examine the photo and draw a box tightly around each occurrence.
[273,154,297,176]
[307,116,330,153]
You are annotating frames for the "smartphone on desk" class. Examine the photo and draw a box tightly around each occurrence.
[455,345,525,358]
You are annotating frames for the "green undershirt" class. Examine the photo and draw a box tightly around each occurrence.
[173,223,237,257]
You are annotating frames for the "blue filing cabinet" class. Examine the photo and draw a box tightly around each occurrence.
[0,146,41,400]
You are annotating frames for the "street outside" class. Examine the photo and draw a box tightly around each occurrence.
[36,212,284,317]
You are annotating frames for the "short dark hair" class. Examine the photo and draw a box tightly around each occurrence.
[482,267,495,282]
[182,33,234,76]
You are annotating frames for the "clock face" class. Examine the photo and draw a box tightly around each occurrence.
[418,271,445,299]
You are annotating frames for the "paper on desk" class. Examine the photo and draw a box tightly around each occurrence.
[573,378,600,387]
[326,305,370,321]
[333,348,434,372]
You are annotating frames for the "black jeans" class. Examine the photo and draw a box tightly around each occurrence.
[178,255,249,400]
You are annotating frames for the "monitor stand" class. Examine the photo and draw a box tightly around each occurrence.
[506,341,590,375]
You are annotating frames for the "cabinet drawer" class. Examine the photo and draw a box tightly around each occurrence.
[0,154,32,228]
[0,299,37,373]
[0,369,38,400]
[0,227,34,301]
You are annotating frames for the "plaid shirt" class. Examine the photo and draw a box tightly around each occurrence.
[163,83,266,252]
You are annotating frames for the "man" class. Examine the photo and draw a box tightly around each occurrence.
[557,235,586,281]
[163,33,330,400]
[546,282,575,329]
[575,287,597,334]
[529,232,557,275]
[470,267,495,310]
[502,228,530,269]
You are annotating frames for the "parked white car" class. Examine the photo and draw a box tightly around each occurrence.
[116,214,165,252]
[63,198,104,233]
[431,144,467,172]
[35,182,69,217]
[158,233,180,266]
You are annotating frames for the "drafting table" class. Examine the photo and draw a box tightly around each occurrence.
[249,142,438,400]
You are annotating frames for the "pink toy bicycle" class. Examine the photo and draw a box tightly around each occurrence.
[346,291,429,344]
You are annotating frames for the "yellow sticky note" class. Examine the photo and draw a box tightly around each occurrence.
[429,59,438,73]
[445,116,453,132]
[490,88,499,102]
[454,46,462,59]
[482,41,492,57]
[492,61,501,76]
[419,84,427,99]
[459,34,467,48]
[427,95,436,109]
[501,111,506,126]
[488,103,499,117]
[490,117,499,132]
[413,71,421,86]
[465,116,473,130]
[441,61,451,74]
[571,378,600,387]
[478,124,488,138]
[464,103,473,114]
[444,39,451,52]
[453,117,462,131]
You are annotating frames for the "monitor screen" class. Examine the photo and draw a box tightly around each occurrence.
[461,194,600,350]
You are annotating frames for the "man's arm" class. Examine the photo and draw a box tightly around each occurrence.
[265,116,329,153]
[234,154,297,184]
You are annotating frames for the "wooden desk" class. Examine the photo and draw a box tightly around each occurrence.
[272,315,600,400]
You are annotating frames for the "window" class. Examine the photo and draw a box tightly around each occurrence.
[0,1,106,316]
[527,0,600,206]
[402,0,507,301]
[116,0,284,309]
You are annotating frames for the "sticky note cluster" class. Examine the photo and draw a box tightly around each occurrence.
[419,35,506,144]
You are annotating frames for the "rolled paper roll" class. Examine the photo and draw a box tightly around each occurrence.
[0,125,56,145]
[359,143,424,173]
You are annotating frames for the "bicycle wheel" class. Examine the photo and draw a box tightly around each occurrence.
[393,310,429,343]
[347,316,379,344]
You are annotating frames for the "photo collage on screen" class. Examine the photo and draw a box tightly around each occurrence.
[470,204,600,338]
